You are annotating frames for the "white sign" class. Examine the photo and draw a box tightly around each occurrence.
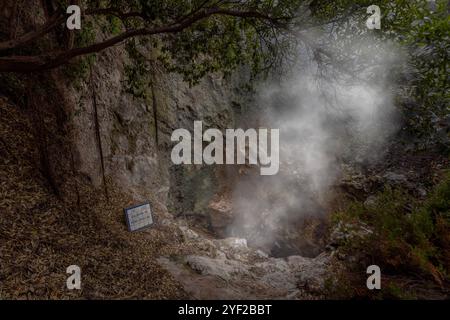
[124,202,153,232]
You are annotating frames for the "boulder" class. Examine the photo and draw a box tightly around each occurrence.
[185,255,249,281]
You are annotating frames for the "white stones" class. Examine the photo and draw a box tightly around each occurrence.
[214,250,227,260]
[383,171,407,184]
[159,222,331,299]
[185,255,249,281]
[255,249,269,259]
[178,225,199,241]
[260,271,298,291]
[220,237,248,249]
[287,255,312,267]
[329,221,373,248]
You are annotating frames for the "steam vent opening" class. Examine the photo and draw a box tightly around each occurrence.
[227,210,329,259]
[168,165,330,259]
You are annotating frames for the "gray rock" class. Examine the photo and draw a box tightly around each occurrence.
[330,221,372,247]
[255,249,269,259]
[179,225,199,241]
[383,171,407,184]
[185,255,249,281]
[364,195,378,207]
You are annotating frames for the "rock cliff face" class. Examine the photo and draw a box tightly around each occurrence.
[0,0,255,223]
[61,58,258,241]
[60,48,252,211]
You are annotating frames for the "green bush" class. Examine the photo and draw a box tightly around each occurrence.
[333,173,450,298]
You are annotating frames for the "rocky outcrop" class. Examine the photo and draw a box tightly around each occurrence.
[61,50,251,207]
[0,0,255,218]
[158,221,332,299]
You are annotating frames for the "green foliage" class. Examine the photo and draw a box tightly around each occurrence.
[63,55,95,89]
[393,1,449,145]
[310,1,449,147]
[63,20,97,86]
[123,40,152,100]
[381,282,418,299]
[58,1,317,88]
[77,0,308,85]
[101,15,123,35]
[423,173,450,218]
[334,173,450,297]
[153,0,303,84]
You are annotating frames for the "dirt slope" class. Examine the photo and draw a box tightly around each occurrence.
[0,96,187,299]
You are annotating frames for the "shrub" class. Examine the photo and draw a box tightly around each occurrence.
[332,173,450,298]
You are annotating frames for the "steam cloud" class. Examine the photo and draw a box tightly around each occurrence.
[228,31,403,255]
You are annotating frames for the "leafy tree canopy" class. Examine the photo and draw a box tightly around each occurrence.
[0,0,314,78]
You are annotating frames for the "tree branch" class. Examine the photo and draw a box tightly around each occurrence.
[0,12,65,51]
[0,7,287,72]
[86,8,146,20]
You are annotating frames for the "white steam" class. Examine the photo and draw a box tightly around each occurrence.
[228,32,403,255]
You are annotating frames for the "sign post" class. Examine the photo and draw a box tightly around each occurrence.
[124,202,154,232]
